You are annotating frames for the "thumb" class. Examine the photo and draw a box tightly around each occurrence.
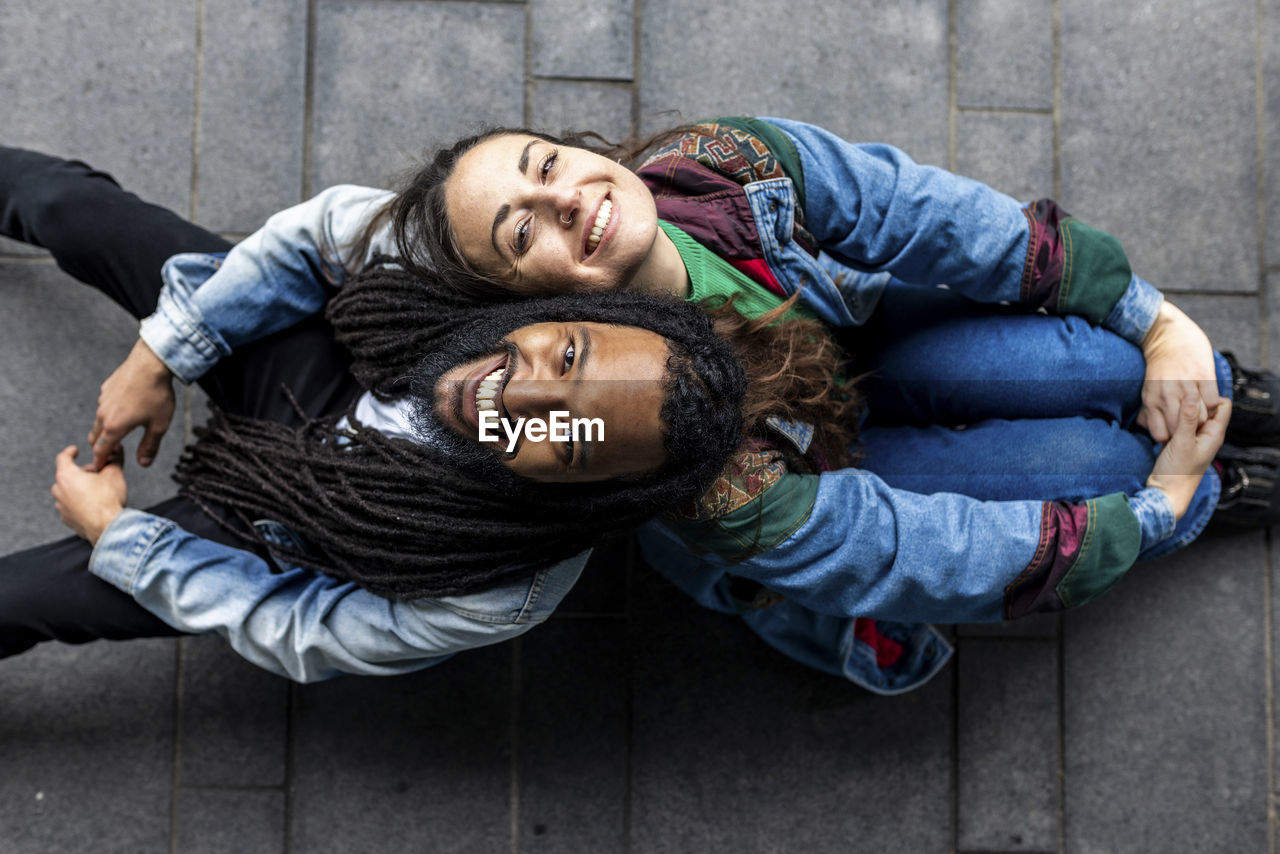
[55,445,79,472]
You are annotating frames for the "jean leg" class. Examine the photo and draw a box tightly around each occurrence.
[0,495,253,657]
[0,147,232,318]
[856,286,1147,426]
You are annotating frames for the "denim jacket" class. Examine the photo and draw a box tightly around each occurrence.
[122,119,1172,691]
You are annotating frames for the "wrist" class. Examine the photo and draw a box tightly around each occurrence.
[86,505,126,546]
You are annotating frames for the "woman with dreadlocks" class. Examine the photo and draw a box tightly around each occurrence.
[0,147,842,681]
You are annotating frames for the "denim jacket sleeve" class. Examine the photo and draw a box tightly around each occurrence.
[88,509,587,682]
[138,185,394,383]
[762,117,1162,344]
[647,469,1175,624]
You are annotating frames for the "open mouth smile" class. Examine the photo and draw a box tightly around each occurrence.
[583,196,614,258]
[461,352,510,431]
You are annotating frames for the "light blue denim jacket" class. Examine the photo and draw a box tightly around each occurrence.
[108,119,1172,688]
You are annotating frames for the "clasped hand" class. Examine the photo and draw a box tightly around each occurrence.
[1138,301,1221,442]
[89,338,176,471]
[51,446,127,545]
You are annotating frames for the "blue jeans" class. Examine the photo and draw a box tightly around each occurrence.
[665,287,1230,693]
[853,285,1226,560]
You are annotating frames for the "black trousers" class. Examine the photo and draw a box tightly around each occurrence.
[0,148,361,656]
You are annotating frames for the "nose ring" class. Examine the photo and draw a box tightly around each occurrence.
[560,212,572,225]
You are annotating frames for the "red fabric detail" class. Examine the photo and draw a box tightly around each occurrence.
[728,258,786,297]
[1003,500,1090,619]
[854,617,904,669]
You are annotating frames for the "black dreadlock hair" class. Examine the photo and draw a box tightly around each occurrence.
[174,266,745,600]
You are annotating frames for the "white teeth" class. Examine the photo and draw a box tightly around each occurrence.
[475,367,504,411]
[586,198,613,252]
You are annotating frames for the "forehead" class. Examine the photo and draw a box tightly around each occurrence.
[445,134,541,268]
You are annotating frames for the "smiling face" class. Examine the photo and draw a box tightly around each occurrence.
[429,320,670,483]
[444,134,664,295]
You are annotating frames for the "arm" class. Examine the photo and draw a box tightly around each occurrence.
[765,117,1162,345]
[139,184,393,384]
[86,510,587,682]
[89,186,393,469]
[652,401,1226,624]
[51,448,586,681]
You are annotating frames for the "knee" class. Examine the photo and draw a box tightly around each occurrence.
[0,148,120,246]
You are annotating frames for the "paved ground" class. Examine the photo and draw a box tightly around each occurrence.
[1,0,1277,851]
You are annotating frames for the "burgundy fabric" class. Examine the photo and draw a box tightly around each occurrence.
[1002,500,1091,620]
[1020,199,1071,313]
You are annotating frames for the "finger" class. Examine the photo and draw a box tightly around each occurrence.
[91,430,121,472]
[137,426,166,467]
[1198,377,1222,410]
[1147,408,1171,444]
[1201,398,1232,438]
[1172,396,1200,442]
[55,445,79,473]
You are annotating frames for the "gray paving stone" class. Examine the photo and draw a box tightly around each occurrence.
[517,623,627,852]
[1267,0,1280,268]
[290,647,513,852]
[194,0,308,232]
[175,788,285,854]
[638,0,950,167]
[531,80,633,143]
[957,611,1060,639]
[0,262,189,554]
[956,0,1054,109]
[0,0,197,215]
[1060,0,1258,291]
[0,639,177,854]
[627,564,953,853]
[178,635,289,787]
[957,638,1058,851]
[1062,533,1268,854]
[955,112,1054,202]
[309,1,525,192]
[531,0,633,80]
[1172,293,1262,370]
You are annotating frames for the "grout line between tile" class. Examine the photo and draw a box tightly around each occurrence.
[1051,0,1062,203]
[951,636,961,852]
[1258,0,1270,370]
[1265,527,1276,854]
[509,637,523,854]
[528,75,634,87]
[168,639,186,854]
[621,537,636,853]
[946,0,957,173]
[523,0,533,127]
[284,683,297,854]
[189,0,205,224]
[630,0,642,136]
[955,104,1054,115]
[301,0,318,201]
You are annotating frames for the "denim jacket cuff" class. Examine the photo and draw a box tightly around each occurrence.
[138,257,233,384]
[1129,486,1177,553]
[1102,274,1164,345]
[89,508,174,594]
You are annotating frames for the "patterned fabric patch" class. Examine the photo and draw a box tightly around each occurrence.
[643,122,788,186]
[674,446,788,521]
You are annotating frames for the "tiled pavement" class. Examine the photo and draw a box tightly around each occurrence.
[0,0,1277,851]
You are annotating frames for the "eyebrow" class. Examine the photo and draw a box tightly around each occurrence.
[489,139,540,258]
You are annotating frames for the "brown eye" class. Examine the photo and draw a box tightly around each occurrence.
[514,218,531,255]
[540,151,558,181]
